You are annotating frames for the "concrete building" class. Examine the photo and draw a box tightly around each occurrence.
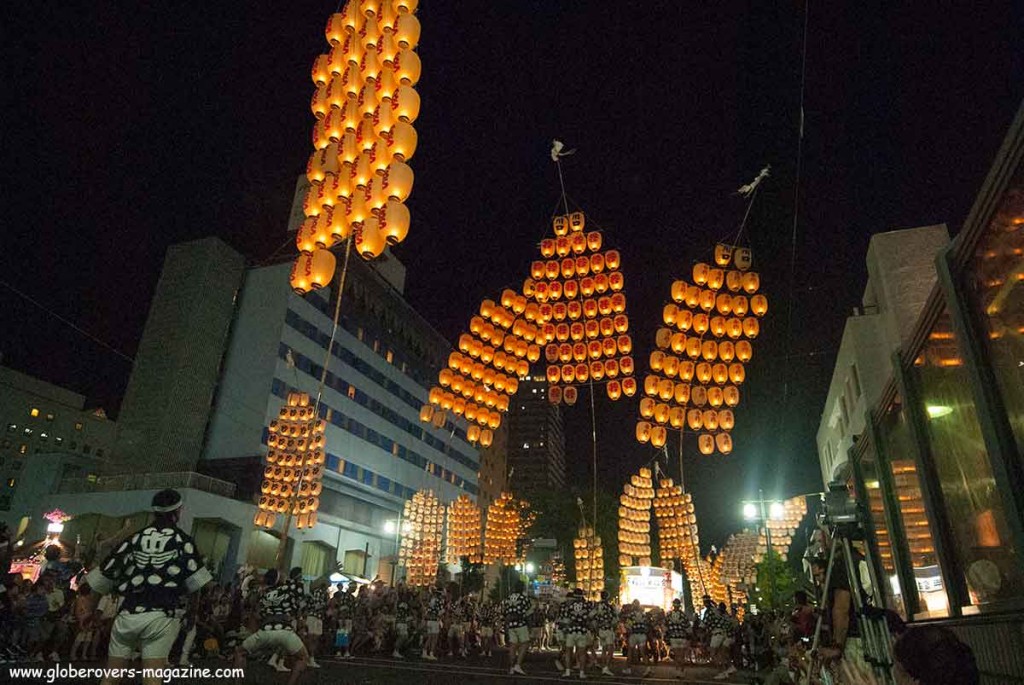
[816,225,950,483]
[505,376,566,501]
[27,230,479,581]
[0,365,115,529]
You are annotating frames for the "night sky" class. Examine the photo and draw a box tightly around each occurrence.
[3,2,1022,548]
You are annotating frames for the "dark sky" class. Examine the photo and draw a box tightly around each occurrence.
[3,2,1022,548]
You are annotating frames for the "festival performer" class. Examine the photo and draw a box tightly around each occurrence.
[665,598,691,679]
[621,599,652,678]
[591,591,618,677]
[559,588,592,680]
[501,581,533,676]
[86,489,212,685]
[332,583,357,660]
[422,586,444,661]
[233,567,309,685]
[478,599,496,657]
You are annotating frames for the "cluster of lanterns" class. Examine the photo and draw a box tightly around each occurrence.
[526,212,637,403]
[652,478,695,560]
[756,496,807,563]
[290,0,423,294]
[484,492,529,565]
[617,467,654,566]
[445,494,482,564]
[419,290,539,445]
[255,392,326,530]
[399,489,443,586]
[712,530,760,616]
[635,243,767,455]
[572,526,605,599]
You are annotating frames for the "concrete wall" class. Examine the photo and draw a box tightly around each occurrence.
[817,225,950,484]
[113,237,245,474]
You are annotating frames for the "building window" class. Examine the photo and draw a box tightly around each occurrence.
[30,408,39,418]
[83,444,91,454]
[55,437,63,445]
[850,363,862,400]
[911,307,1023,609]
[361,469,374,486]
[6,478,15,488]
[75,422,83,431]
[23,428,32,436]
[347,386,356,400]
[45,413,54,421]
[39,433,48,441]
[963,184,1024,455]
[356,327,364,341]
[386,350,394,364]
[19,444,27,455]
[6,424,16,433]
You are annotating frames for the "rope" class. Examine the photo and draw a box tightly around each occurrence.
[781,0,811,411]
[276,233,354,569]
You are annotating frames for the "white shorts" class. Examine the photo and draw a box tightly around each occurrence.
[709,632,727,649]
[108,612,180,660]
[306,616,323,637]
[241,628,305,656]
[507,625,530,644]
[426,620,440,635]
[598,629,616,647]
[565,632,590,648]
[628,633,647,648]
[669,638,689,649]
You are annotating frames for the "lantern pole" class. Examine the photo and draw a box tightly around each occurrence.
[275,234,355,570]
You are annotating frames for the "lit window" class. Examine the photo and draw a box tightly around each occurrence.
[55,437,63,445]
[45,413,54,421]
[87,474,98,483]
[522,442,529,449]
[6,478,14,488]
[30,408,39,418]
[373,340,380,353]
[7,424,16,432]
[39,433,48,441]
[357,327,364,341]
[75,422,83,431]
[23,428,32,436]
[18,445,27,455]
[347,386,356,400]
[386,350,394,363]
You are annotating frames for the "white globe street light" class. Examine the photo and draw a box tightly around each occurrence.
[769,501,786,521]
[525,562,536,574]
[743,502,759,521]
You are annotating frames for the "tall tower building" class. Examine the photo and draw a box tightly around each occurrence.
[505,376,566,501]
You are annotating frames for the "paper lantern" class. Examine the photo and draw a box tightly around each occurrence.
[698,434,715,455]
[651,427,667,448]
[607,380,622,400]
[693,263,710,286]
[742,272,760,294]
[716,433,733,454]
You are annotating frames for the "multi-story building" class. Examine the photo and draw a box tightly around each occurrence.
[819,100,1024,682]
[29,225,479,580]
[505,376,566,502]
[816,225,949,484]
[0,365,115,528]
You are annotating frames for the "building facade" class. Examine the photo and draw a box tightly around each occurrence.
[505,376,566,502]
[816,225,950,483]
[27,232,480,581]
[833,101,1024,684]
[0,365,114,526]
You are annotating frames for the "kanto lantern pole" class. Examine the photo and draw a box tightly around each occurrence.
[275,234,354,570]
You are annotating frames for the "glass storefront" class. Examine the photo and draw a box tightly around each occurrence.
[854,436,906,618]
[877,391,949,617]
[911,307,1023,609]
[963,170,1024,456]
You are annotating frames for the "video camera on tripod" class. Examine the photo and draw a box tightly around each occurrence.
[810,481,896,685]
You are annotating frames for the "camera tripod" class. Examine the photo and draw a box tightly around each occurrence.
[809,522,896,685]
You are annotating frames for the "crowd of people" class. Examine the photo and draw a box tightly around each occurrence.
[0,490,981,684]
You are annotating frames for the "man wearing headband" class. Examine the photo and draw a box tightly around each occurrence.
[86,489,212,685]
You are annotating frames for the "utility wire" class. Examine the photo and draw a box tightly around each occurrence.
[0,279,134,363]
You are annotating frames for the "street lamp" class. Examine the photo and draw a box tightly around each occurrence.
[525,562,535,574]
[741,490,784,610]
